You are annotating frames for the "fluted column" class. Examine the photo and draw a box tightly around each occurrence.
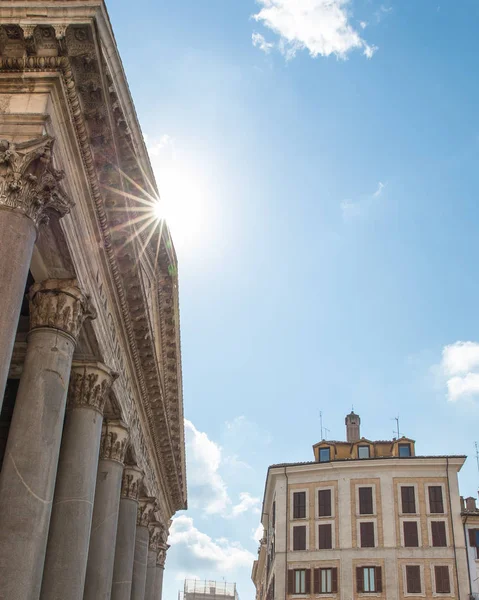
[0,137,73,407]
[130,497,157,600]
[40,361,117,600]
[145,523,167,600]
[83,419,129,600]
[155,545,168,600]
[110,465,143,600]
[0,279,94,600]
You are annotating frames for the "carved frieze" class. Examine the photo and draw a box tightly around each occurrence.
[137,497,157,528]
[28,278,96,341]
[0,137,73,228]
[99,419,129,464]
[68,361,117,414]
[121,465,143,501]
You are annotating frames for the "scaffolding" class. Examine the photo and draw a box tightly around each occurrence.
[182,579,239,600]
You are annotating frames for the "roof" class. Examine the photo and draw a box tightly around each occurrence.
[269,455,467,469]
[313,437,415,448]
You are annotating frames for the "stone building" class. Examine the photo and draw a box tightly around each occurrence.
[0,2,186,599]
[252,412,469,600]
[461,495,479,599]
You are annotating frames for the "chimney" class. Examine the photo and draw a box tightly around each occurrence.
[466,496,477,512]
[460,496,465,512]
[345,411,360,443]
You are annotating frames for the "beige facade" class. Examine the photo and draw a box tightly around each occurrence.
[0,2,186,599]
[252,413,469,600]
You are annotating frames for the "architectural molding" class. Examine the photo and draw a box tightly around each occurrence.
[99,419,129,464]
[121,465,143,501]
[67,360,117,414]
[137,497,157,528]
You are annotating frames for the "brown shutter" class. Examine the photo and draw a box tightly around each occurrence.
[318,524,332,549]
[435,566,450,594]
[406,566,421,594]
[404,521,419,547]
[429,486,444,513]
[305,569,311,594]
[319,489,332,517]
[431,521,447,547]
[470,528,478,547]
[313,569,320,594]
[356,567,364,593]
[360,522,375,547]
[293,492,306,518]
[401,486,416,513]
[331,568,338,593]
[375,567,382,593]
[288,571,294,595]
[293,526,306,551]
[359,487,373,514]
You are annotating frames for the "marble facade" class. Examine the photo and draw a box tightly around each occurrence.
[0,2,186,599]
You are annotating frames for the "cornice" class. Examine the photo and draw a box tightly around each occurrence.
[0,23,186,511]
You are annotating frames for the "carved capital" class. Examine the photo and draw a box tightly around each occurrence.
[67,361,117,414]
[137,497,157,528]
[121,465,143,501]
[156,543,169,568]
[99,419,129,464]
[0,136,73,228]
[148,520,164,551]
[29,279,96,340]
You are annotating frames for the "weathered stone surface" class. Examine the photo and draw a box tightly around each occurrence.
[145,549,157,600]
[130,525,149,600]
[111,496,140,600]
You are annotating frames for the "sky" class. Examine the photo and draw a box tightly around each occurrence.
[107,1,479,598]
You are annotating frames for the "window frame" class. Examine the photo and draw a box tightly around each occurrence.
[292,524,307,551]
[313,568,338,595]
[403,519,420,548]
[319,447,331,463]
[294,569,306,595]
[359,520,376,548]
[404,564,423,596]
[291,489,308,520]
[357,486,375,515]
[428,484,445,515]
[318,522,333,550]
[290,522,309,551]
[432,565,452,595]
[317,487,334,518]
[430,520,448,548]
[357,566,382,594]
[358,445,370,459]
[400,485,417,514]
[399,443,412,457]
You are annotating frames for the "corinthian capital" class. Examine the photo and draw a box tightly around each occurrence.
[28,279,96,341]
[137,497,157,528]
[156,543,169,568]
[121,465,143,501]
[0,136,73,228]
[99,420,129,464]
[67,361,117,414]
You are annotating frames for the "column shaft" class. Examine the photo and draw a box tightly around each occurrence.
[155,567,165,600]
[40,362,116,600]
[0,328,75,598]
[0,209,36,406]
[83,420,129,600]
[130,526,149,600]
[144,550,157,600]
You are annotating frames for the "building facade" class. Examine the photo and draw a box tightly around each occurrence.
[252,413,469,600]
[461,495,479,599]
[0,2,186,599]
[183,579,239,600]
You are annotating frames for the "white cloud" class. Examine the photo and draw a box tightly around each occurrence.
[373,181,385,197]
[252,523,264,543]
[439,342,479,402]
[252,32,274,54]
[169,516,256,571]
[252,0,377,60]
[360,21,368,29]
[185,419,262,518]
[341,181,387,220]
[232,492,261,517]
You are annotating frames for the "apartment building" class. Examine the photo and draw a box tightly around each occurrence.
[461,495,479,599]
[252,412,469,600]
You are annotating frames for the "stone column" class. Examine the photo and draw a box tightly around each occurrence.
[0,279,94,600]
[40,361,117,600]
[155,545,168,600]
[83,419,129,600]
[110,465,143,600]
[130,497,157,600]
[145,523,167,600]
[0,137,73,407]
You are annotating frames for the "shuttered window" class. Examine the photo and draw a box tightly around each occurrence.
[360,522,375,548]
[434,566,450,594]
[406,566,421,594]
[288,569,310,594]
[313,568,338,594]
[429,486,444,514]
[403,521,419,547]
[318,524,332,549]
[356,567,382,593]
[318,489,332,517]
[293,526,306,551]
[293,492,306,519]
[272,501,276,528]
[401,486,416,513]
[431,521,447,547]
[359,487,373,514]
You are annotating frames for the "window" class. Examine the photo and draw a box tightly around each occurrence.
[272,501,276,528]
[360,522,375,548]
[318,524,332,549]
[469,529,479,558]
[406,566,421,594]
[399,443,411,457]
[293,525,306,551]
[431,521,447,547]
[313,568,338,594]
[288,569,310,595]
[401,486,416,514]
[434,566,450,594]
[318,489,332,517]
[358,445,370,459]
[359,487,373,515]
[319,447,330,462]
[293,492,306,519]
[403,521,419,547]
[429,486,444,514]
[357,567,382,593]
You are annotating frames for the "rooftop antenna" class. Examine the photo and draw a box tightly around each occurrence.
[392,415,401,439]
[320,411,323,439]
[475,442,479,480]
[324,427,331,439]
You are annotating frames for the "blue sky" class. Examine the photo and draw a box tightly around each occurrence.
[108,1,479,598]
